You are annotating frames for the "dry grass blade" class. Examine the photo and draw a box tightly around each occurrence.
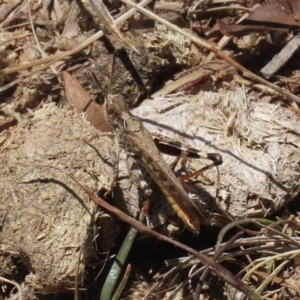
[194,231,244,300]
[0,276,22,300]
[0,0,153,93]
[152,62,229,97]
[0,32,31,47]
[0,0,28,28]
[74,247,82,300]
[27,1,58,75]
[19,164,262,300]
[88,0,140,54]
[154,231,300,298]
[120,0,300,104]
[150,213,300,298]
[255,259,289,294]
[243,249,300,282]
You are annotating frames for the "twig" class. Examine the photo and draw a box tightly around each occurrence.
[74,247,82,300]
[0,276,22,300]
[120,0,300,104]
[0,0,152,93]
[88,0,140,54]
[194,231,243,300]
[18,163,262,300]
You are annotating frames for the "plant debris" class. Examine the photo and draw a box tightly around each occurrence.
[0,0,300,299]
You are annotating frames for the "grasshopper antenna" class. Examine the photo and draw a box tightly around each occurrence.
[109,50,117,94]
[88,58,110,105]
[89,50,117,98]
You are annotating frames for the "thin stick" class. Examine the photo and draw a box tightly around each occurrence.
[74,247,82,300]
[0,0,152,92]
[18,164,261,300]
[88,0,140,54]
[120,0,300,104]
[0,276,22,300]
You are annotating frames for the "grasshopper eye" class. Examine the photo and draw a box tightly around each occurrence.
[105,102,115,115]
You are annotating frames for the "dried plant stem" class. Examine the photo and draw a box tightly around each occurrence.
[0,276,22,300]
[88,0,140,54]
[19,164,262,300]
[0,32,31,48]
[0,0,152,93]
[243,249,300,282]
[120,0,300,104]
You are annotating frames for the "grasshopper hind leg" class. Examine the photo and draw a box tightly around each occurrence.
[125,154,153,200]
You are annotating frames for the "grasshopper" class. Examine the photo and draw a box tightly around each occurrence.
[104,94,222,233]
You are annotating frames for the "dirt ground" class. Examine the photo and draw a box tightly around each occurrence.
[0,1,300,299]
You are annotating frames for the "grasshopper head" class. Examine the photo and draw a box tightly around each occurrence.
[105,94,128,116]
[104,94,129,128]
[105,94,141,133]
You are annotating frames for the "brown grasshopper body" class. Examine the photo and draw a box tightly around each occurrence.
[104,94,202,233]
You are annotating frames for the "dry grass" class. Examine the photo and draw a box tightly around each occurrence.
[0,0,300,299]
